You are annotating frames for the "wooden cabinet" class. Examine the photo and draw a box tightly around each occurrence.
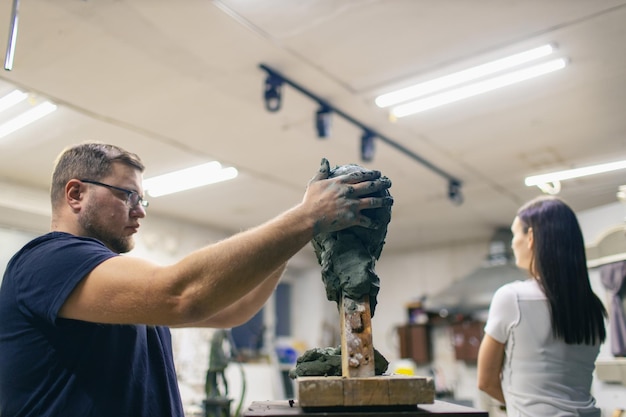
[397,324,432,365]
[398,320,485,365]
[450,321,484,363]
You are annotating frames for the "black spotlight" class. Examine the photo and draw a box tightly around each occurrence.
[315,106,332,138]
[263,74,283,112]
[448,180,464,206]
[360,130,376,162]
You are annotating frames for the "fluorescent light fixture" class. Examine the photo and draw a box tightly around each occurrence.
[536,181,562,195]
[143,161,238,197]
[376,44,555,108]
[0,101,57,138]
[525,159,626,189]
[391,58,567,118]
[0,90,27,113]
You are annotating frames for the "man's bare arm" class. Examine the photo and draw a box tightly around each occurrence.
[59,160,392,326]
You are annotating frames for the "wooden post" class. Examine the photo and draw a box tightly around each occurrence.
[340,294,375,378]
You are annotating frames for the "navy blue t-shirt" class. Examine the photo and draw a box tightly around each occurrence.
[0,232,184,417]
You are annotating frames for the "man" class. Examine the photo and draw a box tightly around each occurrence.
[0,142,393,417]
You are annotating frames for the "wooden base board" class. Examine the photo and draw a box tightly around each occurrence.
[296,375,435,408]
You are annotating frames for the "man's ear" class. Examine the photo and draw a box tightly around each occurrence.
[66,180,84,210]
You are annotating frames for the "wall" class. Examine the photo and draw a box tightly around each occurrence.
[0,227,38,277]
[2,199,626,415]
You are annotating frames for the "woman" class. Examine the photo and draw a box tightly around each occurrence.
[477,196,606,416]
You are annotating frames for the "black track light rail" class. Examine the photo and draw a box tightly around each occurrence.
[258,63,463,199]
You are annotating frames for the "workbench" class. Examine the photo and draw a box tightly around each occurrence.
[243,400,489,417]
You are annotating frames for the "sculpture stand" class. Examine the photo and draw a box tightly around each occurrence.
[296,294,434,409]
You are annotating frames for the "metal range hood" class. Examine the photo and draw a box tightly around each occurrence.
[424,228,529,317]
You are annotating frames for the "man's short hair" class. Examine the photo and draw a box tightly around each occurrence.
[51,142,144,207]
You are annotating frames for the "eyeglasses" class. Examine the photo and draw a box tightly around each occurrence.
[80,179,149,208]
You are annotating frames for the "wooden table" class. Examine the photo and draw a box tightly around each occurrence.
[243,400,489,417]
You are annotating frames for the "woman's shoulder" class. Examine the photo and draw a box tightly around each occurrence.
[497,279,544,299]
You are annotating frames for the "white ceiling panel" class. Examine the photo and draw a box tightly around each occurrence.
[0,0,625,264]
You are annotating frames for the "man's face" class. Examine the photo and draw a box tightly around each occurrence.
[78,163,146,253]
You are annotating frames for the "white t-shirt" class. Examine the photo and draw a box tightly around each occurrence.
[484,279,601,417]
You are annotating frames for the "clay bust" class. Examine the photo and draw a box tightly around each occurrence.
[311,163,392,317]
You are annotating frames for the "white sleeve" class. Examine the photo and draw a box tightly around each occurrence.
[484,284,519,344]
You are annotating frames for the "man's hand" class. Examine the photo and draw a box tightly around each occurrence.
[304,158,393,235]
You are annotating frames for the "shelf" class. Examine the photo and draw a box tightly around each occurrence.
[596,358,626,385]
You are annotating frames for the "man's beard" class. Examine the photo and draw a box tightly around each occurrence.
[79,202,134,254]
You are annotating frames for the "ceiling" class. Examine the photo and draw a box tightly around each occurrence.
[0,0,625,264]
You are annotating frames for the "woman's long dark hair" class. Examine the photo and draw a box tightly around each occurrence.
[517,196,606,345]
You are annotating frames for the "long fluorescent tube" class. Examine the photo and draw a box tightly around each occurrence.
[376,44,555,108]
[525,159,626,187]
[0,90,27,113]
[0,101,57,138]
[391,58,567,118]
[143,161,238,197]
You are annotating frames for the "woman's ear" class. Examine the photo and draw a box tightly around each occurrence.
[527,227,534,249]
